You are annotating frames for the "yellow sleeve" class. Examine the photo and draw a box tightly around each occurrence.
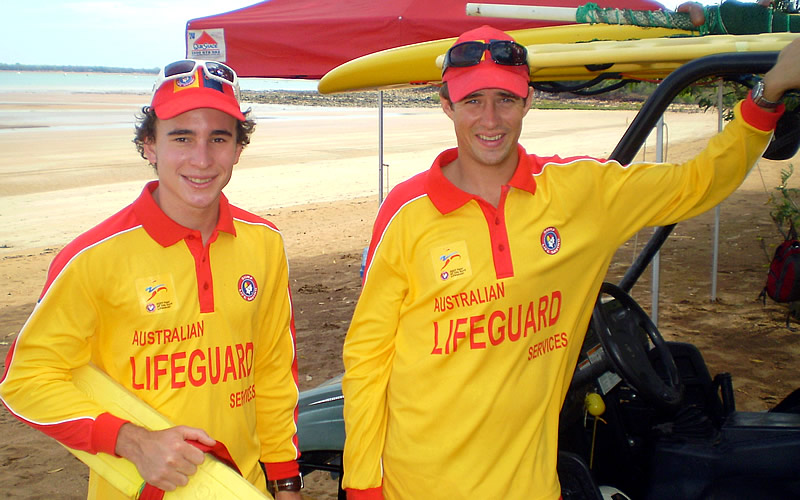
[255,237,301,478]
[341,218,408,491]
[590,100,776,245]
[0,250,111,451]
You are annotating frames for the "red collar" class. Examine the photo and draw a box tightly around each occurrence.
[132,181,236,247]
[425,144,537,214]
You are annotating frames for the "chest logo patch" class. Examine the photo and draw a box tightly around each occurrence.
[238,274,258,301]
[136,274,177,314]
[431,241,472,282]
[541,227,562,255]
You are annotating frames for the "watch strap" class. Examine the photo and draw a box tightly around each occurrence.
[268,474,303,493]
[752,79,782,109]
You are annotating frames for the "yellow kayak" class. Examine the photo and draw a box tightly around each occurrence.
[318,23,696,93]
[319,24,799,94]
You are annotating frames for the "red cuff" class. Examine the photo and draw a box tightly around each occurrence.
[263,459,300,480]
[346,487,383,500]
[92,412,129,456]
[742,92,786,131]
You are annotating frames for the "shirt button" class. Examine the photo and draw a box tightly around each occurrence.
[203,283,209,290]
[495,217,500,225]
[498,244,505,252]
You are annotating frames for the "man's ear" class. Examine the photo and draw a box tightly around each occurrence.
[233,143,244,166]
[440,95,455,120]
[142,138,157,166]
[522,86,534,117]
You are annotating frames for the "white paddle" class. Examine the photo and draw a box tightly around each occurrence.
[466,3,578,22]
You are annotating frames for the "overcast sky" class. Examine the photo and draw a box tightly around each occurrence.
[3,0,717,70]
[2,1,260,69]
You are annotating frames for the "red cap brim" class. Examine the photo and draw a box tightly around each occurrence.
[444,62,529,103]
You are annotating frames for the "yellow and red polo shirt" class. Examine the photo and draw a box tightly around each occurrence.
[0,181,299,499]
[341,98,782,500]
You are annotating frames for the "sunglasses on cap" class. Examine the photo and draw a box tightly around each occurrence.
[154,59,241,101]
[442,40,528,76]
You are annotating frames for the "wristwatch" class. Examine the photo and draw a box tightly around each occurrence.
[751,79,782,109]
[267,475,303,494]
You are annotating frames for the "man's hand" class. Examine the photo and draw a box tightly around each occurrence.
[677,1,706,27]
[763,38,800,102]
[115,423,216,491]
[677,0,773,27]
[275,491,303,500]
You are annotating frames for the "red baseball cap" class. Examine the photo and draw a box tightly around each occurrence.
[442,25,530,103]
[151,65,245,121]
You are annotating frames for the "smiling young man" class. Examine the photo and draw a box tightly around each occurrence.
[440,86,532,206]
[340,25,800,500]
[0,60,303,499]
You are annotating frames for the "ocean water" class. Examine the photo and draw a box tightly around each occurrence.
[0,70,320,94]
[0,70,376,133]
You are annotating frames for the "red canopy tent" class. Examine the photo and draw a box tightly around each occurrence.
[185,0,668,79]
[187,0,695,313]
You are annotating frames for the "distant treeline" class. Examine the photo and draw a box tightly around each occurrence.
[0,63,159,74]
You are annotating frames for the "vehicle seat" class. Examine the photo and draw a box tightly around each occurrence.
[663,342,731,423]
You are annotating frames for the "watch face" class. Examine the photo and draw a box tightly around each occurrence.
[754,81,764,98]
[753,80,779,108]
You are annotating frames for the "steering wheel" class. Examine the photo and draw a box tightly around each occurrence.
[591,282,684,411]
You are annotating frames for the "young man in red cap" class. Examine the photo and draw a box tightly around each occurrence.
[341,25,800,499]
[0,60,303,499]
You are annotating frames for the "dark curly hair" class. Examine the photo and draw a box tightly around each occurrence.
[133,106,256,164]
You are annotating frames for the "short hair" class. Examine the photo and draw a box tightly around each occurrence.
[439,83,452,105]
[133,106,256,163]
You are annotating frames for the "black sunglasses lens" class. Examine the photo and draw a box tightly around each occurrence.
[447,41,489,67]
[164,60,197,77]
[489,42,527,65]
[205,62,236,82]
[510,44,527,64]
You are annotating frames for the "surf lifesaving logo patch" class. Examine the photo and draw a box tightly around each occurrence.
[541,227,562,255]
[431,241,472,282]
[136,274,177,314]
[238,274,258,301]
[173,72,200,92]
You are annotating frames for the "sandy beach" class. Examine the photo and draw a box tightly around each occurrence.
[1,90,798,499]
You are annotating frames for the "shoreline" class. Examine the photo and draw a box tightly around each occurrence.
[243,87,442,108]
[0,88,443,108]
[2,85,668,111]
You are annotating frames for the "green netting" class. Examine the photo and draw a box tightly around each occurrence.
[575,0,799,35]
[576,2,699,31]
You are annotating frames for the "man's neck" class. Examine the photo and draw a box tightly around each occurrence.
[152,186,219,245]
[442,153,518,208]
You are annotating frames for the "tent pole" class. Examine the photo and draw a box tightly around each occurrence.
[378,90,385,204]
[711,80,723,301]
[651,115,665,326]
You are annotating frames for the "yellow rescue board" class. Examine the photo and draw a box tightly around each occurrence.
[523,32,800,81]
[318,23,696,94]
[67,364,272,499]
[319,25,799,94]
